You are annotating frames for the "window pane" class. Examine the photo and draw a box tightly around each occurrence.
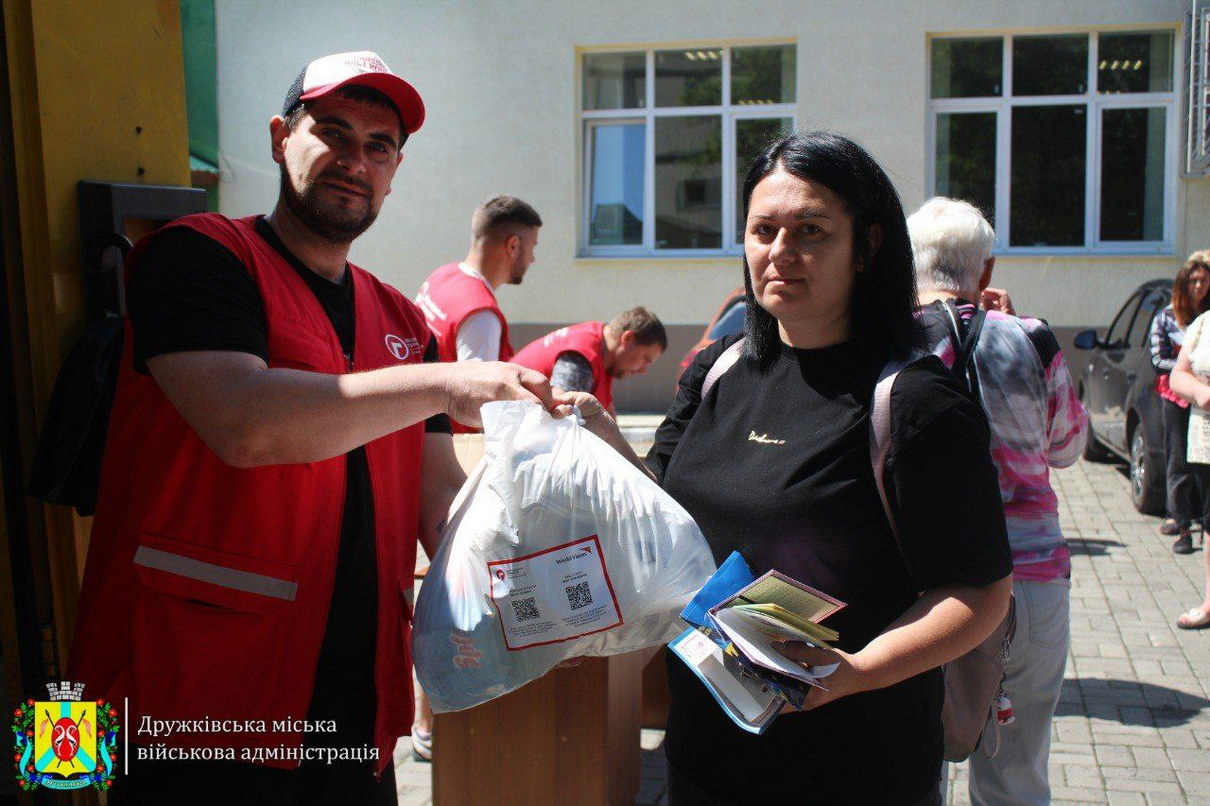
[731,45,796,104]
[735,117,793,240]
[655,48,721,107]
[1100,107,1166,241]
[1010,106,1086,246]
[1013,35,1088,96]
[583,52,645,110]
[934,112,997,224]
[655,116,721,248]
[931,38,1003,98]
[1098,32,1173,94]
[588,123,645,246]
[1105,293,1142,345]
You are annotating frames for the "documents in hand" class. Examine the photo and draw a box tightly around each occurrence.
[668,551,846,734]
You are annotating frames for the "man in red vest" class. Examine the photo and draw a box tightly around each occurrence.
[416,195,541,365]
[512,307,667,415]
[68,51,553,804]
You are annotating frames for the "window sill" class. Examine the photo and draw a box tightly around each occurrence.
[579,247,743,260]
[994,245,1175,258]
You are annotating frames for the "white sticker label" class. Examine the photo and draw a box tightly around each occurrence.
[487,535,622,650]
[677,629,717,666]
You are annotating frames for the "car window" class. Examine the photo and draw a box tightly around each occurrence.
[707,300,746,340]
[1105,292,1143,347]
[1125,290,1166,348]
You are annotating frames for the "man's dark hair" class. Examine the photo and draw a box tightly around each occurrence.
[740,130,922,368]
[282,85,407,149]
[471,196,543,242]
[607,307,667,350]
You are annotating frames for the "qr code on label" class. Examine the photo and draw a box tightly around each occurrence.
[511,597,540,622]
[565,581,593,610]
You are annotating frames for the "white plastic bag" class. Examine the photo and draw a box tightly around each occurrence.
[413,400,716,713]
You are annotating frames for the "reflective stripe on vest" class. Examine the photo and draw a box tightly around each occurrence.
[133,546,298,601]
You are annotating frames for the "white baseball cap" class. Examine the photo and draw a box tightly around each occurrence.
[282,51,425,136]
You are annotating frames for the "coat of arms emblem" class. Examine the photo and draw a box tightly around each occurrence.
[12,681,120,791]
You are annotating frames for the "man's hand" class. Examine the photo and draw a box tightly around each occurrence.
[979,287,1015,315]
[440,362,553,426]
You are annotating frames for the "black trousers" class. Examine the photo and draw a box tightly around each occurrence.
[1163,397,1200,525]
[1186,462,1210,526]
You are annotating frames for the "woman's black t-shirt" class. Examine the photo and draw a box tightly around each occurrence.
[647,335,1011,805]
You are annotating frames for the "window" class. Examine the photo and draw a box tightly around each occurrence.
[1135,290,1167,347]
[1187,2,1210,174]
[929,30,1175,253]
[1104,292,1143,348]
[581,44,796,256]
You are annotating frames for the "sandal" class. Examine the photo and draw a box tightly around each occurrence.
[1161,518,1182,536]
[410,727,432,762]
[1177,607,1210,630]
[1173,530,1196,555]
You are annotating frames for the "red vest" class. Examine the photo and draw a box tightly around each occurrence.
[416,262,512,432]
[512,321,613,412]
[416,262,512,363]
[68,214,426,773]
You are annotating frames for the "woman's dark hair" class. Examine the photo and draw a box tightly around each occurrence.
[740,130,922,368]
[1172,250,1210,328]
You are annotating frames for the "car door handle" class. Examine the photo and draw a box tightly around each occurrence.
[1103,369,1111,379]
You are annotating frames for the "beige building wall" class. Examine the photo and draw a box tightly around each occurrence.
[215,0,1200,407]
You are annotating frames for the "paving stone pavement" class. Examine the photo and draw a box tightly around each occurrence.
[394,458,1210,805]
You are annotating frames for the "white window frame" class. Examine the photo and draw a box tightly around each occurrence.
[927,28,1180,256]
[1186,0,1210,174]
[579,43,796,258]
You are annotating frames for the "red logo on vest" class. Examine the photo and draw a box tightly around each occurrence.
[385,334,421,361]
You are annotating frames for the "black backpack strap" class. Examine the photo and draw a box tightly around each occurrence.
[956,307,988,376]
[943,299,987,404]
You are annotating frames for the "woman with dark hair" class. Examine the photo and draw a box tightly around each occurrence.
[1151,251,1210,552]
[639,131,1012,804]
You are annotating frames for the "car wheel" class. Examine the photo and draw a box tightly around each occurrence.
[1129,427,1165,515]
[1082,430,1115,462]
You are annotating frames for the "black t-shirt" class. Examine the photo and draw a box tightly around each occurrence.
[127,217,449,679]
[646,335,1010,805]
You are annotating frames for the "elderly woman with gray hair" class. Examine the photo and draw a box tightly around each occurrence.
[908,197,1089,806]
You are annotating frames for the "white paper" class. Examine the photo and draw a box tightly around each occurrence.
[488,535,622,650]
[712,607,840,682]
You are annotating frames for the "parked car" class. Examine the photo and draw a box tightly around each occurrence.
[677,287,745,382]
[1072,278,1172,514]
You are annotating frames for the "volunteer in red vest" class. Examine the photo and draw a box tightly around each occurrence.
[67,51,555,804]
[416,195,541,366]
[512,307,667,415]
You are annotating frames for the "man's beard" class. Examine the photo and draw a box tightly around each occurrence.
[279,167,378,244]
[508,256,526,285]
